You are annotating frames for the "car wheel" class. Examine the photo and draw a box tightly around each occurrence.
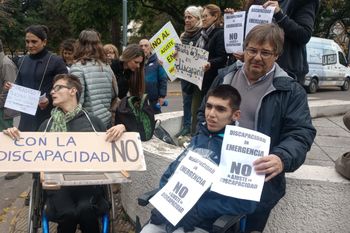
[341,78,349,91]
[307,79,318,94]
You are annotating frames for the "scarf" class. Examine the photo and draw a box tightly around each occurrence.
[50,104,82,132]
[195,23,216,49]
[180,26,202,46]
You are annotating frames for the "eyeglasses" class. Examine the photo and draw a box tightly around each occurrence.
[245,48,275,59]
[51,85,71,92]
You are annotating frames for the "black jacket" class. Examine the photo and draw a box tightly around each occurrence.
[201,27,227,94]
[198,63,316,210]
[275,0,320,81]
[110,59,132,99]
[16,49,68,131]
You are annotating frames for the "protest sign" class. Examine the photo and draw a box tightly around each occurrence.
[150,151,218,225]
[174,43,209,90]
[245,5,275,37]
[150,21,181,81]
[224,11,246,53]
[0,132,146,172]
[4,84,40,116]
[211,126,270,202]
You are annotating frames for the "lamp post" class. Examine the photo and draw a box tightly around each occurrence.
[122,0,128,49]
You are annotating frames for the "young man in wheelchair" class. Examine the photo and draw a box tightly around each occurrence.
[141,85,257,233]
[4,73,126,233]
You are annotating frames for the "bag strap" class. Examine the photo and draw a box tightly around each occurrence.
[38,54,53,91]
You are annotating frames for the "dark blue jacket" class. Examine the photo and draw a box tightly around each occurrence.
[144,54,167,101]
[198,63,316,212]
[159,123,257,231]
[16,49,68,131]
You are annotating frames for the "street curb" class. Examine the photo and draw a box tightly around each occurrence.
[0,193,27,233]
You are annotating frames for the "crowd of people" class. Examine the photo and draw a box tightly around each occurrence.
[0,0,321,232]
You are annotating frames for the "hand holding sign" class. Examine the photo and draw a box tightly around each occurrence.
[253,154,283,181]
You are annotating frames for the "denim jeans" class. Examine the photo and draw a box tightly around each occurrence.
[181,80,193,128]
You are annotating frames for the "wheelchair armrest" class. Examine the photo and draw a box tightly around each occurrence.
[137,189,159,206]
[212,214,245,233]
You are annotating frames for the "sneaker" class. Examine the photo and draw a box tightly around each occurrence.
[175,127,191,137]
[4,172,23,180]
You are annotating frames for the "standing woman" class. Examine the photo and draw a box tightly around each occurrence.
[14,25,68,131]
[110,44,145,99]
[175,5,203,137]
[192,4,227,133]
[70,29,117,128]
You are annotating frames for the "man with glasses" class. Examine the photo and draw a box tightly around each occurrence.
[198,23,316,232]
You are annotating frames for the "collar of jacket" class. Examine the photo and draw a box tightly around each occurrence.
[29,48,48,59]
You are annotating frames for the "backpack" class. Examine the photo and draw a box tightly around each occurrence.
[115,94,155,141]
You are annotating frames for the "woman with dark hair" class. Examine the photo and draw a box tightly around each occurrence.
[7,25,68,132]
[191,4,227,133]
[110,44,145,99]
[70,29,117,128]
[59,38,76,70]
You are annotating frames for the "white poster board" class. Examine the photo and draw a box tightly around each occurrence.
[245,5,275,37]
[150,22,181,81]
[174,43,209,90]
[0,132,146,172]
[4,84,40,116]
[150,151,218,225]
[211,126,270,202]
[224,11,246,53]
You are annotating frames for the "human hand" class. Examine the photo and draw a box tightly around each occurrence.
[158,97,165,106]
[3,127,21,140]
[38,97,49,110]
[106,124,126,142]
[253,154,284,182]
[203,62,211,72]
[233,52,244,62]
[263,1,281,14]
[224,8,235,14]
[4,81,12,90]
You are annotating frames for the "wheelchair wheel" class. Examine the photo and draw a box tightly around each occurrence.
[27,177,43,233]
[100,185,115,233]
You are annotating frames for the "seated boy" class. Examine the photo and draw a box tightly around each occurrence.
[141,85,257,233]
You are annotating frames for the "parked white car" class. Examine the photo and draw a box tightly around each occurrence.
[304,37,350,93]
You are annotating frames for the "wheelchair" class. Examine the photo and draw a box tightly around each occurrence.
[27,172,131,233]
[136,189,246,233]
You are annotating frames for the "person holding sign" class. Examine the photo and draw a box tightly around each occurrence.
[141,85,257,233]
[176,5,203,137]
[199,23,316,232]
[190,4,228,134]
[110,44,145,99]
[4,25,67,180]
[4,74,126,233]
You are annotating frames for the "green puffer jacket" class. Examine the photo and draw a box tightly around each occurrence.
[70,61,117,127]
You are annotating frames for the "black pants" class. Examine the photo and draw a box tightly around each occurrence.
[45,186,108,233]
[244,208,271,232]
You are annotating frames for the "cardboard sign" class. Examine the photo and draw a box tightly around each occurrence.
[150,151,218,225]
[0,132,146,172]
[4,84,41,116]
[150,22,181,81]
[211,126,270,202]
[224,11,246,53]
[175,43,209,90]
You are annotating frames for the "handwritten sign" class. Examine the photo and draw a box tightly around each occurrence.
[175,43,209,90]
[0,132,146,172]
[4,84,40,116]
[245,5,275,37]
[150,151,218,225]
[224,11,246,53]
[211,126,270,202]
[150,22,181,81]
